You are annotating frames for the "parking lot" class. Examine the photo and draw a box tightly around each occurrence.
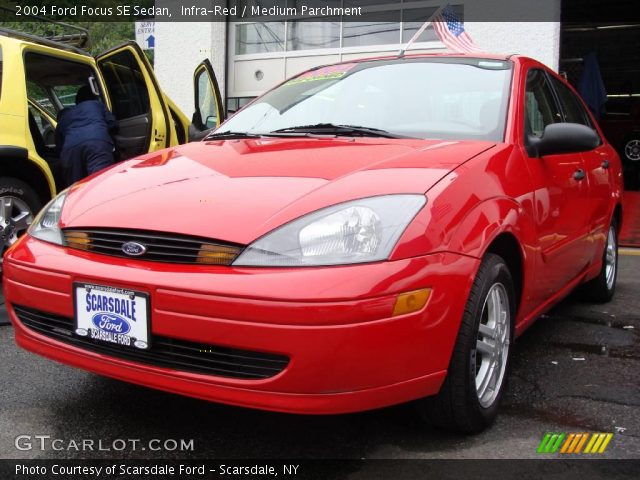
[0,253,638,461]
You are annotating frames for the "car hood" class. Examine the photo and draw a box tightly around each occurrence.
[60,137,495,244]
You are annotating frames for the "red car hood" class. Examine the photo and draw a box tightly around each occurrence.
[61,137,495,244]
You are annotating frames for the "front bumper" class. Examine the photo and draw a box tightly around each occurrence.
[4,236,479,414]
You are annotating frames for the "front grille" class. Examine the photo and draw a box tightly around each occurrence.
[62,228,243,265]
[14,305,289,380]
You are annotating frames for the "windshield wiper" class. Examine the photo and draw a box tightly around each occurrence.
[270,123,407,138]
[203,131,264,140]
[203,130,316,140]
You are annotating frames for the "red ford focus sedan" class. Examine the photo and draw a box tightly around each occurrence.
[3,54,623,433]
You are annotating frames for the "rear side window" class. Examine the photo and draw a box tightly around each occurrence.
[98,51,150,120]
[550,76,595,128]
[525,69,562,138]
[26,81,56,117]
[52,84,85,109]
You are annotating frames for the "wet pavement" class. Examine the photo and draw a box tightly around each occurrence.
[0,253,638,461]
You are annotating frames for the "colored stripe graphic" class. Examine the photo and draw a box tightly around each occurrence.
[537,433,553,453]
[585,433,614,454]
[537,433,565,453]
[538,432,613,454]
[574,433,590,453]
[560,433,589,453]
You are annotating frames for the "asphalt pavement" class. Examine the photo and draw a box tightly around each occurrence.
[0,253,638,462]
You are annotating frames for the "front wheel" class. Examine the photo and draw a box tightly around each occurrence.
[418,253,515,433]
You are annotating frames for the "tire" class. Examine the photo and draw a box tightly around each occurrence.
[623,137,640,190]
[418,253,516,433]
[0,177,43,268]
[623,136,640,163]
[580,219,618,303]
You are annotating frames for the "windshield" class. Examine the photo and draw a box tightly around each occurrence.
[217,58,512,141]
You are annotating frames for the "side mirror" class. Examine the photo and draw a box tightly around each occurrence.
[528,123,600,157]
[205,115,217,129]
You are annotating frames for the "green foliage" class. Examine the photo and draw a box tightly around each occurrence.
[1,0,147,55]
[81,22,135,55]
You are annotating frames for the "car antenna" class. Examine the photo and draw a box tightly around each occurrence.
[398,4,446,58]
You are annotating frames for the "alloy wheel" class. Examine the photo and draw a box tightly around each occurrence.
[0,195,34,252]
[473,282,511,408]
[625,139,640,162]
[605,225,617,291]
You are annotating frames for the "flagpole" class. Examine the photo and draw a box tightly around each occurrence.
[398,3,447,57]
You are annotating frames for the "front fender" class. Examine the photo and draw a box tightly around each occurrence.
[446,197,533,258]
[391,144,535,261]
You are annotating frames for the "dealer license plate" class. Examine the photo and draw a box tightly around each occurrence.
[74,283,150,350]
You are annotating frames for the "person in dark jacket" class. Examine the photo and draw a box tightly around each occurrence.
[56,85,117,185]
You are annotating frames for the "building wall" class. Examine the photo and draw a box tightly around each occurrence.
[466,0,561,71]
[467,22,560,71]
[155,21,227,117]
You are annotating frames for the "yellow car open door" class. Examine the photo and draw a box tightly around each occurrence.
[96,42,173,159]
[189,59,225,141]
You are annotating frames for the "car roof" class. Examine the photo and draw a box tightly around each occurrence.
[303,51,531,74]
[362,52,514,62]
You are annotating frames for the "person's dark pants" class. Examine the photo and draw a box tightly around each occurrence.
[61,140,114,186]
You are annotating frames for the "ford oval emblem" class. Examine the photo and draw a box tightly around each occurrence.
[122,241,147,256]
[91,313,131,335]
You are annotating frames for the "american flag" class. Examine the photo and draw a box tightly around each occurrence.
[433,6,482,53]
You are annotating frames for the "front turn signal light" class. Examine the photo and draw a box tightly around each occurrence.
[392,288,432,317]
[196,243,241,265]
[64,231,92,250]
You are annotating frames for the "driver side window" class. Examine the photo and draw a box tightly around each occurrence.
[196,69,217,129]
[525,69,562,138]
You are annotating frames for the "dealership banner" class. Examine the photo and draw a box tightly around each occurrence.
[1,0,640,23]
[2,459,640,479]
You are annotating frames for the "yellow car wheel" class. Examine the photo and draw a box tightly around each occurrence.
[0,177,42,271]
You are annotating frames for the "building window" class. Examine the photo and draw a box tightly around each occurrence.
[234,2,465,55]
[288,21,341,50]
[342,10,400,48]
[236,22,286,54]
[227,97,257,114]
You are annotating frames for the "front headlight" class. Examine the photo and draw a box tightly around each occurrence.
[28,189,69,246]
[233,195,426,267]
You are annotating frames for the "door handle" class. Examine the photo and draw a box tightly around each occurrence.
[573,169,586,181]
[601,159,610,169]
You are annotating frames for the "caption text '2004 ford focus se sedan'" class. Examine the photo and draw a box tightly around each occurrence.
[3,54,623,433]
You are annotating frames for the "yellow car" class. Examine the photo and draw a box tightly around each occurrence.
[0,28,225,262]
